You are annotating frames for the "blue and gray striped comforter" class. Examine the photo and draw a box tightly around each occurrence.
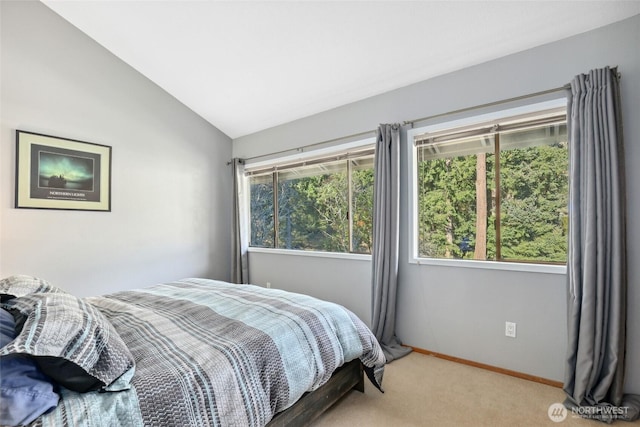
[36,278,385,426]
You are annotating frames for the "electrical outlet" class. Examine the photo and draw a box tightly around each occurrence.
[505,321,517,338]
[266,282,271,288]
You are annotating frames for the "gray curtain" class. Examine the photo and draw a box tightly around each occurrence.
[371,123,411,363]
[563,67,639,422]
[231,158,249,284]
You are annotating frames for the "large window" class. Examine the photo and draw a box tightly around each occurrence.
[247,148,374,254]
[413,106,568,264]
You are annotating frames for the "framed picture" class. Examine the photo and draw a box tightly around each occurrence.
[15,130,112,211]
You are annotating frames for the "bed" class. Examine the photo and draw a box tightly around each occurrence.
[0,275,385,426]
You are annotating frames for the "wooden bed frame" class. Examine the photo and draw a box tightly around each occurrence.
[267,359,365,426]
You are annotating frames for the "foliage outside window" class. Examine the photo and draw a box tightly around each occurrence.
[248,150,374,254]
[415,108,568,264]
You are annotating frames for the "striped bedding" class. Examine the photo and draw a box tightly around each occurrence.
[35,278,386,426]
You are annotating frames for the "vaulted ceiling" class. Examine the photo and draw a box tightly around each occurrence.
[42,1,640,139]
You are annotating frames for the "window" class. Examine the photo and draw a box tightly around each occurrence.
[247,148,374,254]
[412,105,568,264]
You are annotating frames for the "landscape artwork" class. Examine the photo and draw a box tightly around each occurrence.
[15,130,111,211]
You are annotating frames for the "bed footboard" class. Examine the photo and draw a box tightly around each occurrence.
[266,359,364,427]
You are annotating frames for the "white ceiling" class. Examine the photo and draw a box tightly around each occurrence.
[41,1,640,139]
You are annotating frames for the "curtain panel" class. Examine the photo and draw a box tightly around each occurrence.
[371,123,411,363]
[231,158,249,284]
[563,67,639,422]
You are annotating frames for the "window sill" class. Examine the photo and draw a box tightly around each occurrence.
[247,249,566,274]
[248,247,371,262]
[409,257,566,275]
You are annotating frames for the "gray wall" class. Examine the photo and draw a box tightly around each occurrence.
[250,251,372,324]
[1,1,233,296]
[234,15,640,391]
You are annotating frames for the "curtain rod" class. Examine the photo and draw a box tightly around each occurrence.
[230,129,377,165]
[230,82,580,165]
[402,84,571,127]
[404,67,620,127]
[230,68,623,165]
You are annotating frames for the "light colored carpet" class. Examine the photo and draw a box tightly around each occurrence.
[310,352,640,427]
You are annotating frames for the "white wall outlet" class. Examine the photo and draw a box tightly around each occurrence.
[505,321,517,338]
[266,282,271,288]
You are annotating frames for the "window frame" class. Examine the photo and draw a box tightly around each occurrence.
[244,137,376,257]
[407,98,568,275]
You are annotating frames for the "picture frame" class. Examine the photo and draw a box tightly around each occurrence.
[15,130,112,211]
